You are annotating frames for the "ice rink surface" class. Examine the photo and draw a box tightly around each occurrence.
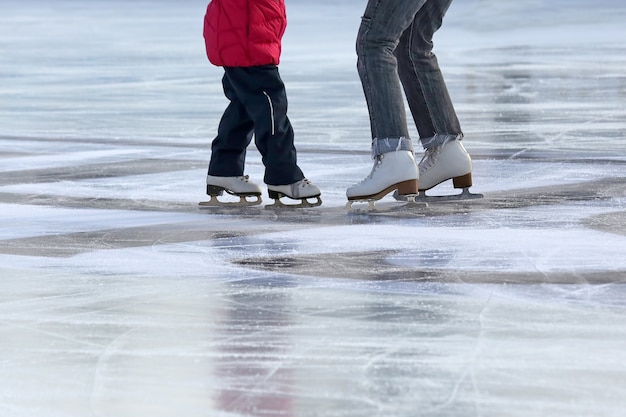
[1,0,626,416]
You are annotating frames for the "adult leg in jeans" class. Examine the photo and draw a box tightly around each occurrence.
[396,0,475,191]
[346,0,424,202]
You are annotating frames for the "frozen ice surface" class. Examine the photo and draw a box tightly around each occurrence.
[1,1,626,416]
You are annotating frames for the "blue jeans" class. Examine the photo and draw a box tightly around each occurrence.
[357,0,462,156]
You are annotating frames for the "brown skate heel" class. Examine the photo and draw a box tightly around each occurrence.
[396,179,419,195]
[452,173,472,189]
[347,179,418,202]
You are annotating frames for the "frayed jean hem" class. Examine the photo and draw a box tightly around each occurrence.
[372,137,414,158]
[421,133,463,149]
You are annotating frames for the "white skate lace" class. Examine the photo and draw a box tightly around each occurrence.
[419,146,442,171]
[356,155,383,184]
[298,178,312,187]
[420,135,459,171]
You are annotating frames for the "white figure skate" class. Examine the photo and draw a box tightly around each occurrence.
[266,178,322,208]
[395,140,482,202]
[346,150,419,212]
[199,175,262,207]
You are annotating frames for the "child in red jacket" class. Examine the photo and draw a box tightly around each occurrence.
[201,0,321,207]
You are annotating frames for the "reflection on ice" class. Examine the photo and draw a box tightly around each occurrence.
[2,267,626,417]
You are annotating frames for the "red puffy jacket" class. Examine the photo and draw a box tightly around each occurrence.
[203,0,287,67]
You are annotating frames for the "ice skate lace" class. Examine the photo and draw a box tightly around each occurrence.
[419,146,442,171]
[356,155,383,184]
[297,178,312,188]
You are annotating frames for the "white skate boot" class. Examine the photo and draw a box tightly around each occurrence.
[200,175,262,207]
[267,178,322,208]
[403,139,482,201]
[346,150,419,210]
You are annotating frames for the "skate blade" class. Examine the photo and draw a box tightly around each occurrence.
[394,188,483,203]
[265,196,322,209]
[199,194,262,208]
[345,200,377,214]
[346,198,427,214]
[418,188,484,202]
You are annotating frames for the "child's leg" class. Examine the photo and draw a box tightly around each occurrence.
[208,73,255,177]
[223,66,304,186]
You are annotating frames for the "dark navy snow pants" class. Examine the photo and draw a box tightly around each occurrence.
[207,65,304,186]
